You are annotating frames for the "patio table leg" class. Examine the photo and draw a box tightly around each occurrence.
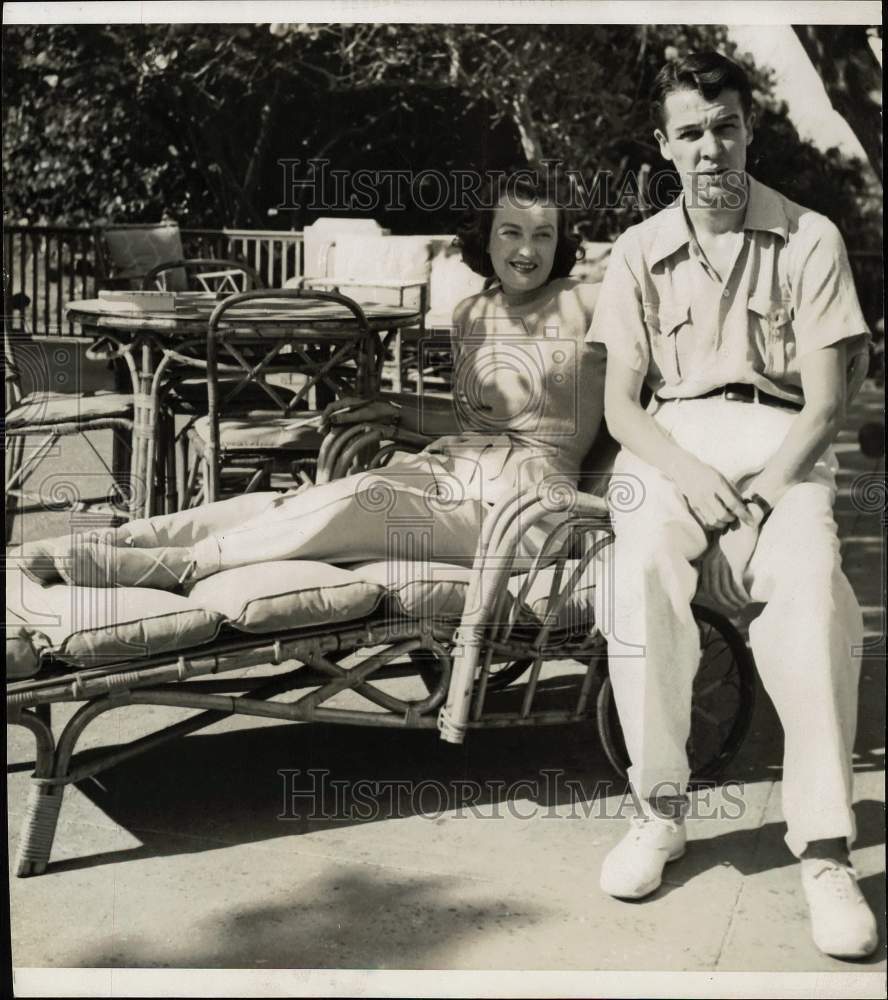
[391,329,403,393]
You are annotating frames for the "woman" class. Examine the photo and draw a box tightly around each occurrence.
[23,174,606,590]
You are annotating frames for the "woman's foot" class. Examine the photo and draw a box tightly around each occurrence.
[56,539,194,590]
[17,537,64,586]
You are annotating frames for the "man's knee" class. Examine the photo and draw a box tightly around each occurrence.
[612,517,702,577]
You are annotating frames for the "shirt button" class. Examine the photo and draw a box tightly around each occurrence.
[723,290,730,298]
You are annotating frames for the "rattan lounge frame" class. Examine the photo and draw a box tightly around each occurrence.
[7,463,756,878]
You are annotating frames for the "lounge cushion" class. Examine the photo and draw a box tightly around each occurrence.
[516,558,598,630]
[5,560,387,677]
[187,561,385,633]
[355,558,597,628]
[6,390,132,428]
[5,566,224,673]
[354,560,475,619]
[6,626,54,681]
[5,551,596,681]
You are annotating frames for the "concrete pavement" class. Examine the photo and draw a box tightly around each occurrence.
[5,358,886,993]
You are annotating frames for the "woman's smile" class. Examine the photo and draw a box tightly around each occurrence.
[487,198,559,296]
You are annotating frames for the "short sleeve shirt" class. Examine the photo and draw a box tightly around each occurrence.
[586,175,870,403]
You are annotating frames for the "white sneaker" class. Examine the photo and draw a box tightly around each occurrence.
[801,859,878,959]
[600,815,687,899]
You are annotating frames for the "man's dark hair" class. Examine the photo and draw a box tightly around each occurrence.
[454,170,584,280]
[650,50,753,129]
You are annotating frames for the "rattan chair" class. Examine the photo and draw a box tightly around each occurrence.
[95,221,187,291]
[4,289,134,541]
[180,288,377,505]
[143,258,264,295]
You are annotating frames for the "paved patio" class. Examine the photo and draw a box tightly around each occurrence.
[6,352,886,995]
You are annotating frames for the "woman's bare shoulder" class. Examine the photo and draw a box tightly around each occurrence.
[451,286,497,326]
[561,275,602,311]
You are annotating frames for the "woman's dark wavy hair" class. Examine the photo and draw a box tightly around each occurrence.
[454,170,584,281]
[650,50,753,129]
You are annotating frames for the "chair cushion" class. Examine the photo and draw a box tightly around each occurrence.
[301,218,390,278]
[332,235,432,284]
[426,242,487,327]
[187,561,385,633]
[5,566,224,673]
[6,390,133,428]
[191,413,325,451]
[166,376,309,414]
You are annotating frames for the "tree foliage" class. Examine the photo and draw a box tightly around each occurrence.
[2,21,880,251]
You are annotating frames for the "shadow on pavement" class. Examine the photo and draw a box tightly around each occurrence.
[34,720,621,874]
[54,867,546,969]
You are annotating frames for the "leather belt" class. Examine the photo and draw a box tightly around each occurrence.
[656,383,803,412]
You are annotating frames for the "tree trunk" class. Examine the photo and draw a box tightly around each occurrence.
[793,25,883,182]
[511,92,545,165]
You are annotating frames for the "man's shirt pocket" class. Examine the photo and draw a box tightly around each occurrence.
[643,299,692,384]
[748,295,795,376]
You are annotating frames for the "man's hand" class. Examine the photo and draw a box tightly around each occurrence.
[698,516,762,612]
[673,456,755,532]
[320,396,400,434]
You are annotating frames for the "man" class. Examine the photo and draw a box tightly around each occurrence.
[587,50,877,959]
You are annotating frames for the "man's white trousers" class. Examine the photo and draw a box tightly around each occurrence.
[598,397,862,857]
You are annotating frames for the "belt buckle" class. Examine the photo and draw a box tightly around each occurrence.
[723,387,749,403]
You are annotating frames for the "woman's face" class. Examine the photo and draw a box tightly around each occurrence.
[486,197,559,296]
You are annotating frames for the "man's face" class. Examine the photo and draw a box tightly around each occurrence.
[487,197,559,296]
[655,87,753,208]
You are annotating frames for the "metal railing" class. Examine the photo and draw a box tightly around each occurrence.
[2,225,305,339]
[2,223,882,340]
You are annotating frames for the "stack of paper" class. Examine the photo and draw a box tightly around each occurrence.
[98,290,176,312]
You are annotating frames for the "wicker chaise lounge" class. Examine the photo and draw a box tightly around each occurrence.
[6,437,755,879]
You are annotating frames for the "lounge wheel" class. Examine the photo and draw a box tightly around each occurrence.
[597,604,756,784]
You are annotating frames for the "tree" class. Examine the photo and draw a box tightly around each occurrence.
[792,25,882,182]
[2,20,880,249]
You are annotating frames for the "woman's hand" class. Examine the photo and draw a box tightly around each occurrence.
[672,455,754,532]
[319,396,400,434]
